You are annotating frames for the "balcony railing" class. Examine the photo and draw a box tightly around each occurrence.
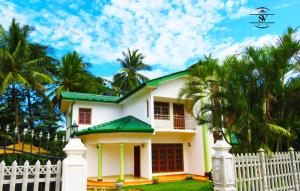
[153,114,197,130]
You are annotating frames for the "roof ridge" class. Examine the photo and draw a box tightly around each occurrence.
[90,116,130,129]
[61,91,120,98]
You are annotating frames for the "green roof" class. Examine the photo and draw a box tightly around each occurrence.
[146,70,188,87]
[76,115,154,136]
[60,70,188,103]
[60,91,120,103]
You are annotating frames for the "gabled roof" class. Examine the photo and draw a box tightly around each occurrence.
[76,115,154,136]
[60,70,188,104]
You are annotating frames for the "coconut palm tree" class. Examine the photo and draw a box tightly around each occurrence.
[113,49,152,95]
[49,51,95,106]
[0,19,54,127]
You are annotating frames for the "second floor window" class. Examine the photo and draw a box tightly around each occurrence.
[154,102,169,119]
[79,108,91,124]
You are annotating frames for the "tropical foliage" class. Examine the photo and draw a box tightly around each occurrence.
[113,49,152,95]
[179,27,300,152]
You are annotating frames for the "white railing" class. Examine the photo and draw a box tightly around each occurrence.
[0,160,62,191]
[153,114,197,130]
[234,149,300,191]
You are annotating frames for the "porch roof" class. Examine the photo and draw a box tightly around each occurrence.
[76,115,154,136]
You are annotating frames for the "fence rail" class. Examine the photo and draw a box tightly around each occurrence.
[0,160,61,191]
[234,149,300,191]
[153,114,197,130]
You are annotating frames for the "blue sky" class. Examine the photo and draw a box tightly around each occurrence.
[0,0,299,80]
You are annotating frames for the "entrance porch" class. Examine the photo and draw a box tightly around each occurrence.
[83,135,153,181]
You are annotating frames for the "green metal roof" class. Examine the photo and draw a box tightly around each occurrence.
[60,91,120,103]
[146,70,188,87]
[76,115,154,136]
[60,70,188,103]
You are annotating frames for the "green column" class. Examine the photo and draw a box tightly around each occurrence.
[97,144,103,181]
[120,143,125,181]
[203,124,212,174]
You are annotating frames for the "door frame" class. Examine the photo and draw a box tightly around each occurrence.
[173,103,185,129]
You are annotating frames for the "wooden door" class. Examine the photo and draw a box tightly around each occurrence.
[173,104,185,129]
[134,146,141,177]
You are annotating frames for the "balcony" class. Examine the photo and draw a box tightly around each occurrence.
[153,114,197,131]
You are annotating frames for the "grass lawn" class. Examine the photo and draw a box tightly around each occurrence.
[124,180,213,191]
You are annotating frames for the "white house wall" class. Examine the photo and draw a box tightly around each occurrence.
[152,77,187,99]
[185,126,206,176]
[122,88,151,124]
[72,102,122,130]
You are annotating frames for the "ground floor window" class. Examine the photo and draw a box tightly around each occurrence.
[152,144,183,173]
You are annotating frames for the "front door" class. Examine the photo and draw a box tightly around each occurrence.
[173,104,185,129]
[134,146,141,177]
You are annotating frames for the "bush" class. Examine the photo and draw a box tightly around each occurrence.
[152,177,159,184]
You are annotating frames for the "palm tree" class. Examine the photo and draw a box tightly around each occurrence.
[49,51,95,106]
[0,19,53,127]
[113,49,152,95]
[178,55,227,140]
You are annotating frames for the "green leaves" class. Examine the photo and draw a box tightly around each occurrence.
[113,49,152,95]
[179,27,300,153]
[267,123,292,138]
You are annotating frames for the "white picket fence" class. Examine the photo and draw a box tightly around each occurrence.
[0,160,62,191]
[234,148,300,191]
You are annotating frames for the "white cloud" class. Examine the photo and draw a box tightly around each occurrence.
[140,69,167,79]
[274,1,299,9]
[228,7,252,19]
[212,34,279,60]
[1,0,279,73]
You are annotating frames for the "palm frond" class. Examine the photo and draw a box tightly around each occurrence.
[267,123,292,138]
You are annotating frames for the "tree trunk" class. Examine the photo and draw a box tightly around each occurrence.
[12,84,19,127]
[12,84,20,143]
[27,89,32,128]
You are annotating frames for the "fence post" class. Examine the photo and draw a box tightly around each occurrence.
[212,139,236,191]
[62,138,87,191]
[258,148,268,191]
[289,147,300,191]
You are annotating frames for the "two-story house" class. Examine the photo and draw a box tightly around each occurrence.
[59,70,214,181]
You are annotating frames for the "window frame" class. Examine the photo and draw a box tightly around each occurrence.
[78,108,92,125]
[154,102,170,120]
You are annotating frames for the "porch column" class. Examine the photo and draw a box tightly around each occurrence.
[97,143,103,181]
[120,143,125,181]
[203,124,212,175]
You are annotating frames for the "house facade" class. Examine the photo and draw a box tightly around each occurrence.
[60,70,214,181]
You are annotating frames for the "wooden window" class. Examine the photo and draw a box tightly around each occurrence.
[154,102,169,119]
[79,108,91,124]
[152,144,184,173]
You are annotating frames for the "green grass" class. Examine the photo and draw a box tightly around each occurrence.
[124,180,213,191]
